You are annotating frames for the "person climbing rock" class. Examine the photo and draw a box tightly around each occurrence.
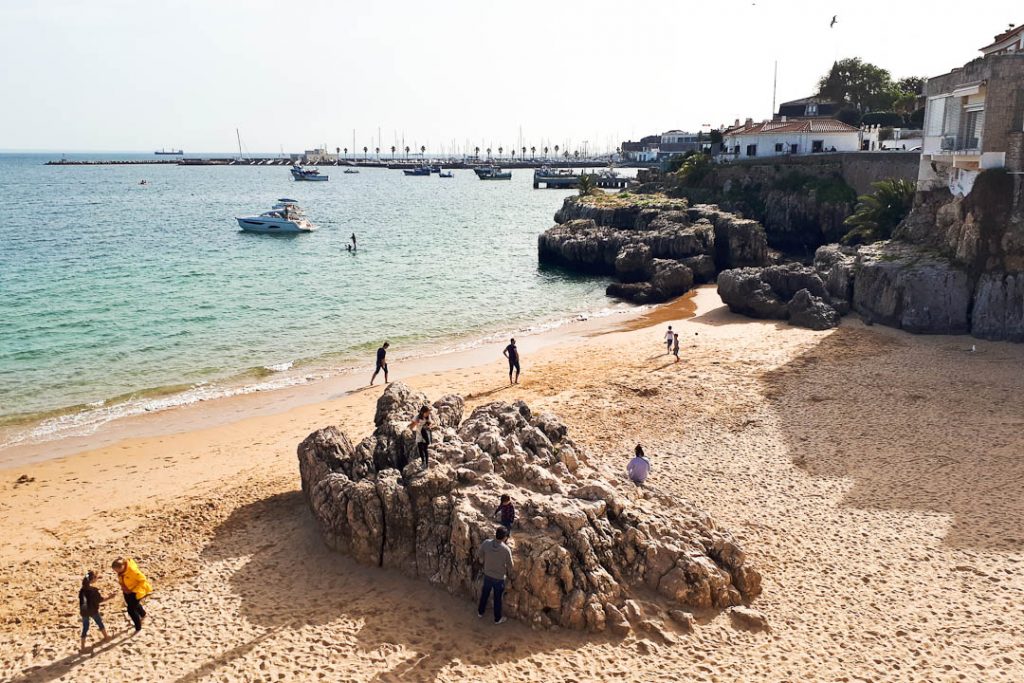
[408,405,434,469]
[493,494,516,536]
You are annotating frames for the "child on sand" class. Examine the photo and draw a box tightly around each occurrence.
[494,494,516,536]
[112,557,152,632]
[78,571,112,652]
[673,333,680,362]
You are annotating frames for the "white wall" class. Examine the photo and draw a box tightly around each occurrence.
[722,131,860,158]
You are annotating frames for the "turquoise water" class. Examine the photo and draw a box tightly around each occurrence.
[0,153,622,444]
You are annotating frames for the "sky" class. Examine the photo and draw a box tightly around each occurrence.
[0,0,1019,154]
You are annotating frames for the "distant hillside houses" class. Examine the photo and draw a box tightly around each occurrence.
[620,130,704,162]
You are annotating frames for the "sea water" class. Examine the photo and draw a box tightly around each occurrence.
[0,153,627,445]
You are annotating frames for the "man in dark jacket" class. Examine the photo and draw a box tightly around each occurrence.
[477,527,514,624]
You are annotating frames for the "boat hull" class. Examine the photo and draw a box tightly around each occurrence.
[236,217,317,233]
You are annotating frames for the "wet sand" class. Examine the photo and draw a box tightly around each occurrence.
[1,287,1022,682]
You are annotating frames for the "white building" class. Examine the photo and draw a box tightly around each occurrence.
[719,118,862,160]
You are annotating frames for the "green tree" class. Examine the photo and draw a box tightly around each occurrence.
[577,173,597,196]
[674,153,712,186]
[841,178,916,245]
[818,58,895,113]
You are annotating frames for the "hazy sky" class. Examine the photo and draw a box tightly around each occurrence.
[0,0,1018,154]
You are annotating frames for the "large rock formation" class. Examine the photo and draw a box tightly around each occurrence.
[539,195,771,303]
[716,263,840,330]
[299,383,762,632]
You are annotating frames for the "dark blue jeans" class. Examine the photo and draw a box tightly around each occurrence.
[477,575,505,622]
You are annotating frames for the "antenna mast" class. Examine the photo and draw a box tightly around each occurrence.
[771,61,778,117]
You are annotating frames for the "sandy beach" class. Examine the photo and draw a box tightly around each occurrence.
[2,286,1022,682]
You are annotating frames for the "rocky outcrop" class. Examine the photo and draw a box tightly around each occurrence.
[968,272,1024,342]
[813,245,856,315]
[717,264,840,330]
[299,383,762,632]
[539,196,770,303]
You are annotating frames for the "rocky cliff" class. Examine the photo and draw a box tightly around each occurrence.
[538,195,771,303]
[299,383,762,633]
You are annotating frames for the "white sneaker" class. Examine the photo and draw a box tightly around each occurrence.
[477,612,484,619]
[495,617,507,625]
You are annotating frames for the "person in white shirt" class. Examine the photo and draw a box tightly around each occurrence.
[664,326,674,354]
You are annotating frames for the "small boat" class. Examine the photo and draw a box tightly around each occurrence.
[343,168,360,174]
[155,148,183,155]
[403,166,431,176]
[438,171,454,178]
[429,165,442,174]
[236,199,317,233]
[291,165,329,181]
[477,166,512,180]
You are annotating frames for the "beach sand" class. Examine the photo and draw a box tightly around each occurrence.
[1,286,1022,682]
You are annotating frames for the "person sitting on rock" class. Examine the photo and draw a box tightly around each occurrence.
[627,444,650,486]
[408,405,434,469]
[477,526,513,624]
[493,494,516,536]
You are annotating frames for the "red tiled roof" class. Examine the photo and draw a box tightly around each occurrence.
[981,23,1024,51]
[724,119,859,136]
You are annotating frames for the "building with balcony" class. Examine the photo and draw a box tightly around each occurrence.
[917,31,1024,196]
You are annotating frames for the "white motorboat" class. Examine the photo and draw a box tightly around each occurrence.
[236,199,317,233]
[291,165,329,181]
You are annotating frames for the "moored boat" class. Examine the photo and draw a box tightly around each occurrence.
[403,166,431,176]
[477,166,512,180]
[291,165,329,181]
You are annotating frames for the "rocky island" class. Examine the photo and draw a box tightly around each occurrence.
[298,383,762,633]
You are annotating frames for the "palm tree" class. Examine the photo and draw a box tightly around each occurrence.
[420,145,426,157]
[531,146,536,160]
[336,146,340,158]
[363,146,368,161]
[577,173,597,197]
[511,150,516,161]
[375,147,380,160]
[486,147,492,159]
[391,145,396,160]
[543,146,549,159]
[563,151,570,160]
[521,146,527,160]
[343,147,348,159]
[842,178,916,245]
[405,146,410,159]
[554,144,560,159]
[498,146,503,159]
[474,146,480,159]
[574,150,580,160]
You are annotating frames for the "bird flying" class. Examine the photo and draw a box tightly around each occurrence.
[830,15,838,28]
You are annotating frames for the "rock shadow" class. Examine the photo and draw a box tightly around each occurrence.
[199,490,586,681]
[689,303,790,330]
[762,325,1024,550]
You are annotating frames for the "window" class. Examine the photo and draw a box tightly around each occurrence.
[790,144,799,154]
[746,144,758,157]
[812,140,824,153]
[775,143,784,152]
[805,104,818,116]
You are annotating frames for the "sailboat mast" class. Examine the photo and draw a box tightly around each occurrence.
[236,128,244,160]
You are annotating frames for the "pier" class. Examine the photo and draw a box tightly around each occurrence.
[533,173,632,189]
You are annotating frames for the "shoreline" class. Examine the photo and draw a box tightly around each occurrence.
[0,292,696,470]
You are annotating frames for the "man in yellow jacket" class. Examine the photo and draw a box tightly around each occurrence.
[112,557,152,632]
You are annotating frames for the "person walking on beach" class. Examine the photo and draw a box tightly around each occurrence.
[673,333,680,363]
[477,526,513,624]
[78,570,112,652]
[664,326,674,354]
[627,444,651,486]
[493,494,516,536]
[112,557,152,633]
[408,405,434,469]
[503,338,521,385]
[370,342,389,385]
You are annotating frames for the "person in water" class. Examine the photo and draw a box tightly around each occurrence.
[503,338,520,385]
[664,326,674,354]
[408,405,434,469]
[627,444,651,485]
[370,342,389,385]
[111,557,152,632]
[78,570,112,652]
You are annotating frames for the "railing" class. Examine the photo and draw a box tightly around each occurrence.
[938,135,982,153]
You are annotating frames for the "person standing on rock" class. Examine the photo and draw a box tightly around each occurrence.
[111,557,152,633]
[673,333,680,363]
[408,405,434,469]
[627,444,650,486]
[370,342,389,385]
[503,338,520,385]
[78,570,112,652]
[664,326,674,354]
[477,526,513,624]
[493,494,516,536]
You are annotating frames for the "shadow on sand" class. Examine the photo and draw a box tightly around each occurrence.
[194,490,598,681]
[18,630,135,683]
[762,325,1024,551]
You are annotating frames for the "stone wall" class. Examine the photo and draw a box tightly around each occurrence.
[718,152,920,195]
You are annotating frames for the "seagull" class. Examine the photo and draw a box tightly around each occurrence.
[830,15,838,28]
